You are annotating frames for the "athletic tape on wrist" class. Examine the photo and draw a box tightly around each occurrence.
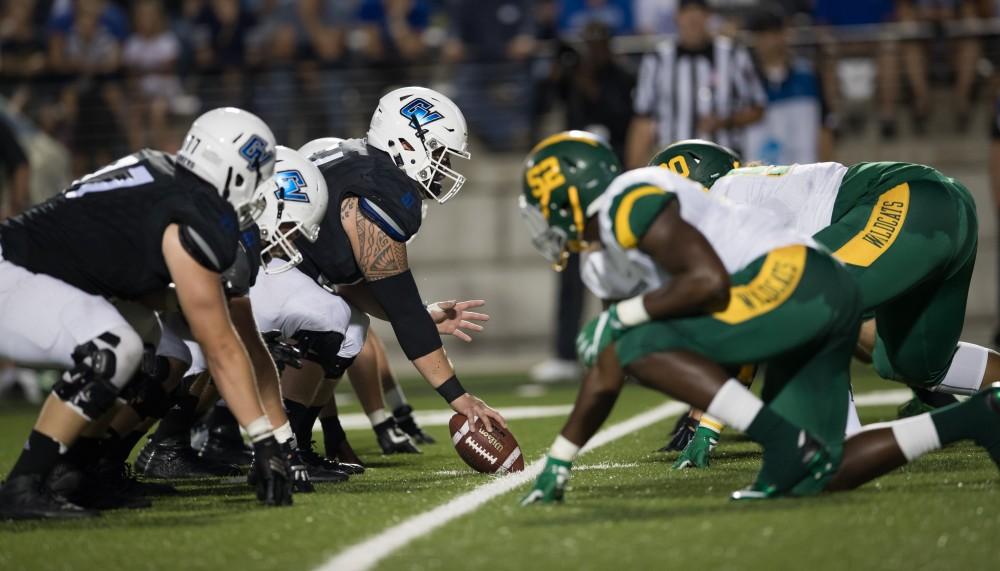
[435,375,466,403]
[616,295,650,327]
[549,434,581,463]
[246,416,274,443]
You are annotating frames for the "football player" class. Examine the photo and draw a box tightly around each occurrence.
[0,108,296,519]
[517,131,1000,504]
[652,140,997,468]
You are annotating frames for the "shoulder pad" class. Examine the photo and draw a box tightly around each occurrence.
[221,241,254,297]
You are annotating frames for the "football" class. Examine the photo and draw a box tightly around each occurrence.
[449,414,525,474]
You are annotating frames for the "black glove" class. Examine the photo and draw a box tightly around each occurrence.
[660,412,697,452]
[251,436,293,506]
[282,442,314,494]
[262,331,303,372]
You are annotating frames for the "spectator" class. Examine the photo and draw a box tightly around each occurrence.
[358,0,431,65]
[633,0,678,35]
[49,0,127,175]
[183,0,257,109]
[0,112,30,220]
[0,0,47,81]
[530,21,635,384]
[124,0,183,150]
[812,0,897,138]
[296,0,359,140]
[443,0,535,150]
[898,0,991,133]
[744,5,831,164]
[559,0,633,35]
[624,0,766,169]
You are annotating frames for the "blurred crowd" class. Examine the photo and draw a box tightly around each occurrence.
[0,0,993,187]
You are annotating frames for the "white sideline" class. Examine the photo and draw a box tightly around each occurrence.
[314,400,689,571]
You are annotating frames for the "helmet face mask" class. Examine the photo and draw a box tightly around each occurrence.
[518,195,572,271]
[177,107,276,229]
[368,87,470,204]
[256,146,329,275]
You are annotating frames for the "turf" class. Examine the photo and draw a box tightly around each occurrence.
[1,368,998,571]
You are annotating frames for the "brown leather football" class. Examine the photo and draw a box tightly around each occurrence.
[449,414,524,474]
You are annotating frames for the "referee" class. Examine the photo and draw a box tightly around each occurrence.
[625,0,767,168]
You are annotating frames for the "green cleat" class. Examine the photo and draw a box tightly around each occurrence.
[521,457,571,506]
[965,383,1000,467]
[672,426,719,469]
[730,430,837,501]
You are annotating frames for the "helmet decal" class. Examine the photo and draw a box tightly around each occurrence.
[239,134,274,168]
[274,170,309,203]
[400,98,444,133]
[525,156,566,219]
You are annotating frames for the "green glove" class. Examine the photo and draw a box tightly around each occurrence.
[576,305,630,368]
[520,456,572,506]
[672,426,719,469]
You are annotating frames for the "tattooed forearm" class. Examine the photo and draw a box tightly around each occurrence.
[342,197,409,281]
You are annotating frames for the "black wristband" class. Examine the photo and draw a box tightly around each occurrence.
[435,375,466,403]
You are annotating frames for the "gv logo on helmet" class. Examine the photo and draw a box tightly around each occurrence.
[400,98,444,130]
[274,170,309,203]
[240,134,275,168]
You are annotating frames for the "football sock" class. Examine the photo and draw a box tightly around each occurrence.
[151,379,200,444]
[8,430,67,479]
[283,398,310,445]
[104,428,146,465]
[302,406,323,448]
[320,415,346,457]
[367,408,388,427]
[207,402,240,435]
[66,436,104,469]
[936,342,992,395]
[930,390,1000,463]
[384,384,408,411]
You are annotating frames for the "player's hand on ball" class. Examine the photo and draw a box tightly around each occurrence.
[252,436,293,506]
[521,456,571,506]
[450,393,506,432]
[429,299,489,342]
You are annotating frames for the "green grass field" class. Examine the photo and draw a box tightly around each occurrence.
[1,367,998,570]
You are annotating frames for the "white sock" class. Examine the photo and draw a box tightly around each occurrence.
[548,435,580,462]
[705,379,763,432]
[384,384,407,411]
[936,342,992,395]
[367,408,388,427]
[845,391,862,437]
[274,421,295,446]
[889,413,941,461]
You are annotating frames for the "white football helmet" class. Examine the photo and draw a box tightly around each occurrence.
[366,86,470,204]
[298,137,344,159]
[255,146,329,274]
[177,107,277,228]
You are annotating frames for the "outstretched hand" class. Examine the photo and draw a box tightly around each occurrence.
[429,299,490,342]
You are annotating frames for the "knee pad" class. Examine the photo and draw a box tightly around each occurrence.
[121,346,173,419]
[53,326,143,420]
[291,330,349,378]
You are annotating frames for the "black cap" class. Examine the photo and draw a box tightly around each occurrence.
[679,0,710,11]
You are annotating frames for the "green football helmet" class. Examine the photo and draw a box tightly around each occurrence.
[649,139,741,189]
[520,131,622,271]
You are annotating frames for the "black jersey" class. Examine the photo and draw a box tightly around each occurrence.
[0,149,239,299]
[297,139,424,286]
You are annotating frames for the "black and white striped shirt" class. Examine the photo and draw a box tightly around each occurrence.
[634,36,767,151]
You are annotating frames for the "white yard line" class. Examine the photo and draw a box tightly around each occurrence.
[322,389,913,431]
[315,400,689,571]
[315,388,914,571]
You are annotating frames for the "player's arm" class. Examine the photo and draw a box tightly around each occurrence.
[617,199,730,326]
[338,283,487,342]
[161,225,269,432]
[228,295,287,428]
[341,197,505,430]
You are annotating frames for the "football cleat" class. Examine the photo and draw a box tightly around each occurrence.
[660,413,697,452]
[0,474,99,520]
[299,440,363,476]
[672,426,719,469]
[94,459,177,496]
[964,383,1000,467]
[199,426,254,467]
[897,388,958,419]
[140,436,242,480]
[394,405,436,444]
[731,430,836,501]
[47,461,152,511]
[375,418,421,454]
[520,456,571,506]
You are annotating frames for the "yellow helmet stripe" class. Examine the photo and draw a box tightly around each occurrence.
[530,131,601,155]
[614,185,666,249]
[567,185,586,240]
